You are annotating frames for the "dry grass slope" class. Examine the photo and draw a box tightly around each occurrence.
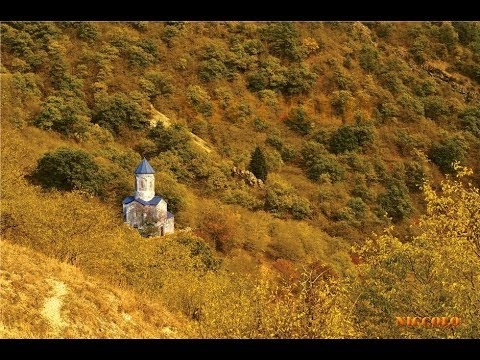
[0,240,188,338]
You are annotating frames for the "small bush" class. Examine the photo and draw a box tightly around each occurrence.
[423,96,451,121]
[265,179,312,219]
[397,93,424,122]
[247,56,288,92]
[93,92,148,134]
[301,142,345,183]
[329,123,374,154]
[404,161,427,192]
[127,45,155,68]
[331,90,353,120]
[33,95,91,136]
[460,106,480,138]
[378,179,413,222]
[285,106,313,135]
[222,189,263,211]
[260,22,302,61]
[282,63,316,95]
[429,137,467,174]
[198,58,230,82]
[186,85,213,117]
[76,22,98,42]
[359,45,379,72]
[347,197,368,219]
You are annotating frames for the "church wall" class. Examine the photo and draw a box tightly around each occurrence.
[156,200,167,217]
[164,217,174,234]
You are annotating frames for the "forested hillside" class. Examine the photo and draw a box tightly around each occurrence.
[1,21,480,338]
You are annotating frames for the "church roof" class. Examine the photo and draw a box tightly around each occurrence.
[122,196,135,205]
[134,158,155,174]
[122,195,163,206]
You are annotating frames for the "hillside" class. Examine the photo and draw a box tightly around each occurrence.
[1,21,480,338]
[0,240,187,338]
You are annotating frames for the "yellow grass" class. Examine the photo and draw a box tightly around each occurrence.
[0,240,189,338]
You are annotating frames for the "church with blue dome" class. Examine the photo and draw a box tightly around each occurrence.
[122,158,174,236]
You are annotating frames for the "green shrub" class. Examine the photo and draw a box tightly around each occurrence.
[222,189,263,211]
[33,95,91,136]
[93,92,148,134]
[397,93,424,122]
[127,45,155,68]
[453,22,480,46]
[265,179,312,219]
[435,22,459,52]
[370,22,394,39]
[252,117,269,132]
[347,197,368,219]
[378,70,403,94]
[76,22,98,42]
[460,106,480,138]
[333,69,354,91]
[285,106,313,135]
[186,85,213,117]
[458,61,480,84]
[198,58,230,82]
[154,172,190,214]
[429,136,467,173]
[1,24,35,57]
[351,181,373,202]
[378,179,413,222]
[142,71,174,97]
[423,96,451,121]
[413,78,439,97]
[148,123,192,153]
[404,161,427,192]
[258,90,279,110]
[359,45,379,72]
[260,22,301,61]
[175,234,221,271]
[394,129,428,156]
[137,39,158,57]
[33,147,106,196]
[247,56,288,92]
[301,142,345,183]
[329,123,374,154]
[409,35,430,64]
[225,102,251,124]
[291,197,313,220]
[266,134,284,151]
[283,63,316,95]
[161,24,183,47]
[331,90,353,120]
[280,146,296,162]
[134,139,158,159]
[311,129,330,145]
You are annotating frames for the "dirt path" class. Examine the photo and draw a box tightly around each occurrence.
[41,279,68,334]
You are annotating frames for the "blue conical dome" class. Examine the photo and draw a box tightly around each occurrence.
[134,158,155,174]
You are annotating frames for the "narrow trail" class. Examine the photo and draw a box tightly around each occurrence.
[41,279,68,334]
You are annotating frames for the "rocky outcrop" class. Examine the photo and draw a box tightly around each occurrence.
[231,167,264,188]
[423,64,479,102]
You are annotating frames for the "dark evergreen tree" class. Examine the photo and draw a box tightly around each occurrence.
[248,146,268,182]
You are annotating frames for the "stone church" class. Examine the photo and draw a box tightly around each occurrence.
[122,158,174,236]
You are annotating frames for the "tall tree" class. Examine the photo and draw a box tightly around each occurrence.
[248,146,268,182]
[353,165,480,338]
